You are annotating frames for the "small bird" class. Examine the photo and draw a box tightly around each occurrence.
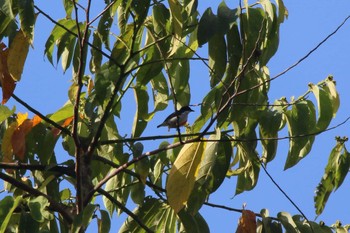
[157,106,194,131]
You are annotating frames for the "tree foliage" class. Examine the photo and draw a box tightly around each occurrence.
[0,0,349,232]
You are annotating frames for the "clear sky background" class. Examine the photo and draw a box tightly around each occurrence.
[2,1,350,232]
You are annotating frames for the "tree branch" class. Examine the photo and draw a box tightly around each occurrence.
[97,188,153,233]
[0,172,73,223]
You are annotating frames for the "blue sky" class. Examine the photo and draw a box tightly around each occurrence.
[2,1,350,232]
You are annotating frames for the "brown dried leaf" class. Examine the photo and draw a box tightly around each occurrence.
[0,43,16,104]
[236,209,257,233]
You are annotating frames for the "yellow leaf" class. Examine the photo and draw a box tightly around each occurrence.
[7,30,30,82]
[166,142,205,213]
[236,209,257,233]
[1,122,18,172]
[16,112,28,126]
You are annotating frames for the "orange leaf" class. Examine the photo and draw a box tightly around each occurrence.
[236,210,257,233]
[31,115,42,127]
[7,30,30,82]
[0,43,16,104]
[1,122,18,173]
[12,119,32,161]
[51,116,73,137]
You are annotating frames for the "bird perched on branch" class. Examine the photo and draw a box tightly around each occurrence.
[157,106,194,131]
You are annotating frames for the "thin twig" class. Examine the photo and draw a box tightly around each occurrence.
[97,188,154,233]
[11,94,71,135]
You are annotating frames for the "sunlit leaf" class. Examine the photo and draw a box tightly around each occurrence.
[132,85,149,138]
[314,140,350,215]
[0,105,15,123]
[277,212,298,233]
[18,0,35,43]
[324,76,339,117]
[49,102,74,123]
[309,83,334,131]
[168,0,183,38]
[284,100,316,169]
[166,142,205,213]
[259,109,282,163]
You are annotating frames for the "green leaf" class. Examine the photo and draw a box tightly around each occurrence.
[168,0,183,37]
[324,76,339,117]
[18,0,35,44]
[208,34,227,87]
[277,212,298,233]
[103,160,131,216]
[0,105,15,124]
[28,196,52,223]
[130,182,145,205]
[0,196,22,230]
[90,31,103,73]
[152,3,170,35]
[110,24,134,65]
[240,8,266,64]
[309,83,334,131]
[314,141,350,215]
[44,19,77,65]
[166,142,205,213]
[119,197,176,233]
[284,100,316,169]
[197,8,218,46]
[98,210,111,233]
[150,72,169,112]
[178,209,210,233]
[49,102,74,123]
[62,0,73,18]
[211,135,232,192]
[132,85,149,138]
[259,109,282,163]
[19,212,40,233]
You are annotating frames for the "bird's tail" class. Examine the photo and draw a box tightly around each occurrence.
[157,122,166,128]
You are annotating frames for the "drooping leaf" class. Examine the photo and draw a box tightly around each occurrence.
[259,109,282,163]
[314,140,350,215]
[197,8,218,46]
[166,142,205,213]
[309,83,334,131]
[208,34,227,87]
[132,85,149,138]
[119,197,176,233]
[17,0,35,43]
[277,212,298,233]
[322,76,339,118]
[178,209,210,233]
[98,210,111,233]
[236,209,257,233]
[168,0,183,38]
[284,100,316,169]
[0,43,16,104]
[0,196,23,232]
